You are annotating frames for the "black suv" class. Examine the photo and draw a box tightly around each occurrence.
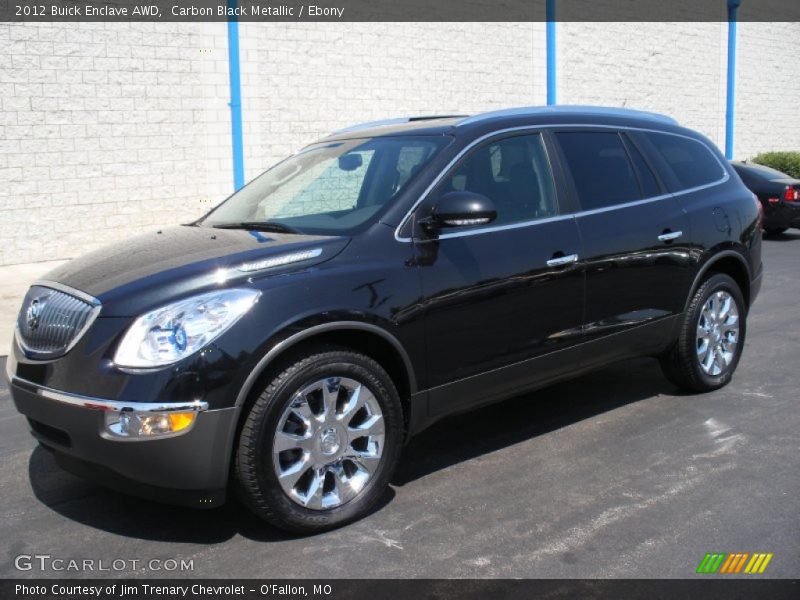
[7,106,762,533]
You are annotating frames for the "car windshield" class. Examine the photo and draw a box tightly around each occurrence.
[201,136,449,235]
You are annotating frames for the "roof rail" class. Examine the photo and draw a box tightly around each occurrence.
[333,115,466,135]
[457,105,679,127]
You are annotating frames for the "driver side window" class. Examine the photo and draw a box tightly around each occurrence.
[434,133,557,226]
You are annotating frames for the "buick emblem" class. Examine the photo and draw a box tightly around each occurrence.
[26,298,43,331]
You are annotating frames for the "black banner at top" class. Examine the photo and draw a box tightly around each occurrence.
[1,0,800,22]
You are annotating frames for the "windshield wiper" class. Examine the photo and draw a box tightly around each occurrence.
[210,221,300,234]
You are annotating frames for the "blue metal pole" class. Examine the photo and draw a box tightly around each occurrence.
[725,0,741,160]
[546,0,557,105]
[227,1,245,191]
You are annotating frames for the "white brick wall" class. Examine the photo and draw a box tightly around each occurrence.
[557,22,728,148]
[0,22,231,266]
[237,22,544,180]
[735,22,800,158]
[0,21,798,267]
[0,21,543,266]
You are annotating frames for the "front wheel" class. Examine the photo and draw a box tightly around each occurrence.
[660,273,746,392]
[235,347,403,534]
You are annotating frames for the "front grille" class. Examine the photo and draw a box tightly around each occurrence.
[16,285,100,359]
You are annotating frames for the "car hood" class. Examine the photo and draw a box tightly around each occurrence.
[41,225,349,316]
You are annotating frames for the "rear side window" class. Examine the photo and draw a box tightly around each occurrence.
[556,131,641,210]
[646,132,725,190]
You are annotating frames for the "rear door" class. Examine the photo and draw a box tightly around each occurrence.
[552,129,692,364]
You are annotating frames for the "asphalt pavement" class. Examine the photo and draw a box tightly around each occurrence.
[1,233,798,579]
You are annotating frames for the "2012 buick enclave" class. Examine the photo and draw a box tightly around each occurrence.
[7,106,762,532]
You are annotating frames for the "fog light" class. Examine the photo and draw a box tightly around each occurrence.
[105,410,197,439]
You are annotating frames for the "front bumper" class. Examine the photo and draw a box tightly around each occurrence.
[8,370,239,508]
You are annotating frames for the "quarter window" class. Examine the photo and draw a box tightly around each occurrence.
[646,132,725,190]
[433,133,557,226]
[556,131,641,211]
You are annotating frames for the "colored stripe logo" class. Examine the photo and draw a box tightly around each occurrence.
[696,552,773,574]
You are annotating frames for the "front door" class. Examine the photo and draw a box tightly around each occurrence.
[412,132,585,415]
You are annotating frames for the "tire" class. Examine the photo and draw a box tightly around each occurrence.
[765,227,787,236]
[660,273,746,392]
[235,346,403,534]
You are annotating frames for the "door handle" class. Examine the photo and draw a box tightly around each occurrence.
[657,230,683,242]
[546,253,579,267]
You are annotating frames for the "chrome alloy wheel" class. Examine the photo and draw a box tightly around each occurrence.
[696,290,740,376]
[272,377,385,510]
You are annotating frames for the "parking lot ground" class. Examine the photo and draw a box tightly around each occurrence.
[1,234,798,579]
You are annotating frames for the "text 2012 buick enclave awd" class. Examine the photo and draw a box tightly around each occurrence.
[7,106,762,532]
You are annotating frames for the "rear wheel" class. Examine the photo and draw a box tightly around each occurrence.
[660,273,746,392]
[235,347,403,533]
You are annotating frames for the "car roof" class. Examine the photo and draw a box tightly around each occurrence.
[323,116,465,140]
[322,105,682,142]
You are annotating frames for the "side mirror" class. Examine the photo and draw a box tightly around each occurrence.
[423,191,497,231]
[338,153,363,171]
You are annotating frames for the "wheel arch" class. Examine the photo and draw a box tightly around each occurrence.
[234,320,418,416]
[685,249,752,311]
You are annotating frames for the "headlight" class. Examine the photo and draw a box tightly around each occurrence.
[114,289,260,368]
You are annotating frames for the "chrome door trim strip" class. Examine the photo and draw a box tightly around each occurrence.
[394,123,730,242]
[429,213,575,241]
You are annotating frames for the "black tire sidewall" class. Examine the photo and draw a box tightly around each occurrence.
[687,274,747,389]
[239,352,403,532]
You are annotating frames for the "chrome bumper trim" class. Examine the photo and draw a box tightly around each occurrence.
[9,374,208,413]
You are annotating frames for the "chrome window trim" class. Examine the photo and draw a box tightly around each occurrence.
[15,280,103,359]
[430,214,574,241]
[394,123,730,242]
[9,374,208,413]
